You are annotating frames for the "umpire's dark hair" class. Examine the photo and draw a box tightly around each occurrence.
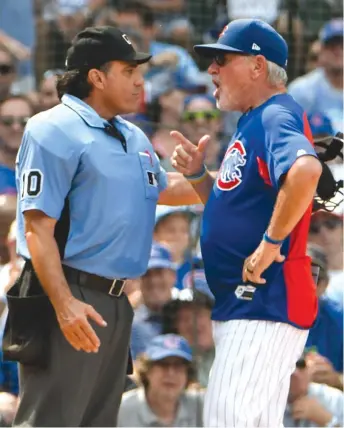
[56,63,111,100]
[115,0,155,27]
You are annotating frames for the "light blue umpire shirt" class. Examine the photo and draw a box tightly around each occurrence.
[15,94,168,279]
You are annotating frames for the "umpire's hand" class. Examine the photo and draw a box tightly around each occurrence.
[55,297,107,353]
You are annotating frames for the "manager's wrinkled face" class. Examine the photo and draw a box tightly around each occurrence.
[207,53,268,112]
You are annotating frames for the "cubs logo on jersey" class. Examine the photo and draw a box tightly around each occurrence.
[217,140,247,191]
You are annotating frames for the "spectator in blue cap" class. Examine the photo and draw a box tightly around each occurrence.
[118,334,204,427]
[308,112,334,139]
[154,205,203,290]
[130,243,177,360]
[162,270,215,388]
[289,19,343,132]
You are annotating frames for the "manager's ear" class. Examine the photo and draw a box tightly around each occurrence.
[251,55,267,80]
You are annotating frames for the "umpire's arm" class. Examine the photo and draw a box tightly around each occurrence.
[17,124,106,353]
[24,210,73,309]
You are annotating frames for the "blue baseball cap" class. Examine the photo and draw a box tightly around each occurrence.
[319,19,343,44]
[155,205,194,226]
[308,112,334,136]
[194,19,288,69]
[147,242,176,271]
[183,94,217,109]
[145,334,193,362]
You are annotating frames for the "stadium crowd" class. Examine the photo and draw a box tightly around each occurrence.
[0,0,343,426]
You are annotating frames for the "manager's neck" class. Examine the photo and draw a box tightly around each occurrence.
[244,86,286,114]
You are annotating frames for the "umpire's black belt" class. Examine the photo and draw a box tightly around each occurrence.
[63,265,127,297]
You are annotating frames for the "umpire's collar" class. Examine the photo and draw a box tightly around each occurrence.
[62,94,132,133]
[62,94,107,128]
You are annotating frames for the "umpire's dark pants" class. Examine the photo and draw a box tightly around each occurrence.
[13,281,134,427]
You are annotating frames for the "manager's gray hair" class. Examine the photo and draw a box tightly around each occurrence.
[266,61,288,86]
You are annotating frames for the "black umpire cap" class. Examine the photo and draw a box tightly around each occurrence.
[65,26,152,71]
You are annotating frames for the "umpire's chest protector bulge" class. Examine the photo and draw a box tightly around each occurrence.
[16,95,167,279]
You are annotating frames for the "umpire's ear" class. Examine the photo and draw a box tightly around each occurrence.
[88,68,107,90]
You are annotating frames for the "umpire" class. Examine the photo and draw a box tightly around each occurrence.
[8,26,169,427]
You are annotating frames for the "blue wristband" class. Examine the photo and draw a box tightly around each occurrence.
[184,164,207,181]
[263,232,284,246]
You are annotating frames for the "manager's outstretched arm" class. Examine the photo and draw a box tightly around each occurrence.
[159,131,216,205]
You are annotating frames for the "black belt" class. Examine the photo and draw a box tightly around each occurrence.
[63,265,127,297]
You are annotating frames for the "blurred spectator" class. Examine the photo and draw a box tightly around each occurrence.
[0,392,18,427]
[308,111,339,164]
[289,19,343,132]
[37,69,63,112]
[308,112,334,140]
[0,220,21,399]
[226,0,282,25]
[154,206,203,290]
[118,334,204,427]
[180,94,223,170]
[0,195,16,268]
[84,0,109,26]
[162,281,215,387]
[0,0,35,93]
[308,210,343,309]
[187,0,225,44]
[0,48,18,103]
[305,39,321,73]
[91,6,118,27]
[298,0,343,41]
[0,220,23,298]
[149,87,187,167]
[284,357,344,427]
[305,243,343,390]
[114,1,203,91]
[0,95,35,194]
[130,243,177,360]
[35,0,87,83]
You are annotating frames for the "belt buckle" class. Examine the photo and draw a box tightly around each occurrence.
[109,279,126,297]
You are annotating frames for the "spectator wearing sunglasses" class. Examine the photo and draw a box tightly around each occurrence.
[284,356,344,427]
[308,210,343,309]
[180,94,223,170]
[0,95,35,194]
[304,243,343,391]
[0,47,17,104]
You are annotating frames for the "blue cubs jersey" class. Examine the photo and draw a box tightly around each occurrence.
[201,94,318,329]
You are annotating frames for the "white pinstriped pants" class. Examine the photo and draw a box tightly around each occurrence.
[204,319,308,428]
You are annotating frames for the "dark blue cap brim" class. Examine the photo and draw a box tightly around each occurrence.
[194,43,244,57]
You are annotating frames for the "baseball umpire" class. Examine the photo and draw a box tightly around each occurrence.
[1,26,198,427]
[171,19,323,428]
